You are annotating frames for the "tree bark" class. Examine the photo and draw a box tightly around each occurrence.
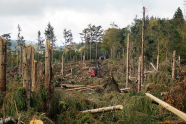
[45,41,51,117]
[138,56,141,93]
[0,37,6,96]
[141,6,145,85]
[172,50,176,79]
[126,33,130,88]
[32,61,37,91]
[96,38,97,60]
[23,45,33,111]
[81,105,123,113]
[61,53,64,76]
[145,93,186,121]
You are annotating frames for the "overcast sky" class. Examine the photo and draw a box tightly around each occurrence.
[0,0,184,45]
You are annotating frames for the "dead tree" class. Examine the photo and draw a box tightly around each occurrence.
[61,53,64,76]
[126,33,130,88]
[23,45,33,111]
[44,41,52,117]
[157,55,159,71]
[83,55,85,63]
[32,61,37,91]
[141,6,145,85]
[0,37,6,96]
[111,48,112,59]
[172,50,176,79]
[138,56,141,93]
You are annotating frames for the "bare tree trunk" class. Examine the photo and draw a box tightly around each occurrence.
[96,38,97,60]
[141,6,145,85]
[157,55,159,71]
[166,38,168,60]
[83,55,85,64]
[38,44,39,64]
[23,45,33,111]
[32,61,37,91]
[138,56,141,93]
[157,38,160,70]
[126,34,130,88]
[17,47,19,67]
[0,37,6,96]
[111,48,112,59]
[123,48,124,68]
[81,51,82,61]
[172,50,176,80]
[178,55,180,66]
[52,40,54,63]
[61,53,64,76]
[20,39,23,76]
[133,59,135,75]
[90,37,92,60]
[45,41,51,117]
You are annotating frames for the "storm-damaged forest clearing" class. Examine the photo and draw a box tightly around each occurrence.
[1,7,186,124]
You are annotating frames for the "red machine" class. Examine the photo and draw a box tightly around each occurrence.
[90,68,97,77]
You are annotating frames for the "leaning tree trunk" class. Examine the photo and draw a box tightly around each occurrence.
[45,41,52,117]
[0,37,6,96]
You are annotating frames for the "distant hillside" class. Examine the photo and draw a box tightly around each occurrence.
[9,40,37,50]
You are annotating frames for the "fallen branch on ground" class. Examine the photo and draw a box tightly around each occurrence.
[81,105,123,113]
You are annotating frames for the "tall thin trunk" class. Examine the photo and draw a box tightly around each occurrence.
[38,44,39,64]
[138,56,141,93]
[45,40,51,117]
[96,37,97,60]
[90,37,92,60]
[172,51,176,80]
[52,40,54,63]
[141,6,145,85]
[61,53,64,76]
[157,37,160,70]
[0,37,6,96]
[32,61,37,91]
[126,33,130,88]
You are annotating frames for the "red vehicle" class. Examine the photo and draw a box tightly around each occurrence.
[90,68,97,77]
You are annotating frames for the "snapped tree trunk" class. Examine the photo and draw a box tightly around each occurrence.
[0,37,6,96]
[45,41,52,117]
[23,45,33,111]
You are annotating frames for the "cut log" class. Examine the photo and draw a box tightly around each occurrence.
[145,93,186,121]
[120,88,130,93]
[81,105,123,113]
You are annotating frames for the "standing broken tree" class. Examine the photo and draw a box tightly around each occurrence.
[23,45,34,111]
[0,37,6,96]
[45,41,52,117]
